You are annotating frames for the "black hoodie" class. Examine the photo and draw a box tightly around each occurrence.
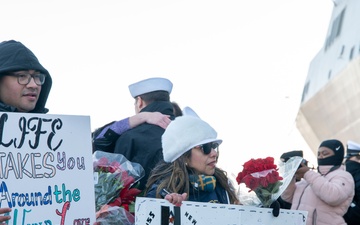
[0,40,52,113]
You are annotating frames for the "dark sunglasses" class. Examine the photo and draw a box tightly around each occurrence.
[197,142,219,155]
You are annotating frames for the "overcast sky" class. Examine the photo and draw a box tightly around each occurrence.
[1,0,334,180]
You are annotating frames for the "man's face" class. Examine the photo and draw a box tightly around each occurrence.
[0,70,42,112]
[349,155,360,163]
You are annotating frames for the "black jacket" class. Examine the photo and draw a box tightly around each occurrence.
[113,101,174,191]
[0,40,52,113]
[344,160,360,225]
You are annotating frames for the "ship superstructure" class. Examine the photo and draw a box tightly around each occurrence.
[296,0,360,154]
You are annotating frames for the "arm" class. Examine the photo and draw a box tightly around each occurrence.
[92,112,171,153]
[95,112,171,139]
[129,112,170,130]
[281,176,296,203]
[146,185,187,206]
[281,163,310,204]
[305,170,354,206]
[163,191,187,207]
[95,118,130,139]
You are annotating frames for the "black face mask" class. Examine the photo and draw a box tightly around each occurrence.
[345,160,360,174]
[317,154,343,166]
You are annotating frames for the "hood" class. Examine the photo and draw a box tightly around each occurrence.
[0,40,52,113]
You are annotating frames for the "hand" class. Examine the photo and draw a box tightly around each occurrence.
[295,163,311,180]
[164,193,187,206]
[0,207,11,223]
[143,112,171,129]
[270,201,280,217]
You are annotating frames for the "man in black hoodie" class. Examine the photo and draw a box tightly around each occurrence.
[0,40,52,113]
[0,39,52,223]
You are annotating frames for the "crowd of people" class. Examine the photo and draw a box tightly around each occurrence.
[1,39,360,225]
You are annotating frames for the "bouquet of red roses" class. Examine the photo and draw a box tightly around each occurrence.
[93,151,145,225]
[236,157,283,207]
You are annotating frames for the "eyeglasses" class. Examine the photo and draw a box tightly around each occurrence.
[196,142,220,155]
[8,73,46,86]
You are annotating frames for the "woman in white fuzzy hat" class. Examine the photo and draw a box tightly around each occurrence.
[144,115,239,206]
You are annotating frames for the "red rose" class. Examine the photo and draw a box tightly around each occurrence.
[236,157,283,207]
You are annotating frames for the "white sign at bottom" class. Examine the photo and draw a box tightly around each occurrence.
[135,197,307,225]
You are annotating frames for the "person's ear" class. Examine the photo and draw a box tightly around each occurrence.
[136,97,146,110]
[185,157,191,167]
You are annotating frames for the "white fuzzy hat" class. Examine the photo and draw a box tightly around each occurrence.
[182,106,200,118]
[162,116,222,162]
[128,77,173,98]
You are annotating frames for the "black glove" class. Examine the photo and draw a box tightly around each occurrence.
[270,200,280,217]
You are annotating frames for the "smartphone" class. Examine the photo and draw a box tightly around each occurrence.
[298,159,308,169]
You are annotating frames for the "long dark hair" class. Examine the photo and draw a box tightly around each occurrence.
[144,150,239,204]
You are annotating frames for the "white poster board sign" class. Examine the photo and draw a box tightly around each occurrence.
[0,112,96,225]
[135,197,307,225]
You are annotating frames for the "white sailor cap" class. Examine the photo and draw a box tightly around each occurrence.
[345,140,360,158]
[128,77,173,98]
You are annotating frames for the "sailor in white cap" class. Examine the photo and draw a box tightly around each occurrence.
[344,140,360,225]
[345,140,360,158]
[112,77,175,191]
[92,77,173,154]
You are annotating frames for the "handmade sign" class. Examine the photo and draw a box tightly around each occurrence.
[135,197,307,225]
[0,112,96,225]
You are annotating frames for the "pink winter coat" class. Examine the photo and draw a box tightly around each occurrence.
[281,165,354,225]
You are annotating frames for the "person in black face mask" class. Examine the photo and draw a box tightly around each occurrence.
[280,139,355,225]
[343,140,360,225]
